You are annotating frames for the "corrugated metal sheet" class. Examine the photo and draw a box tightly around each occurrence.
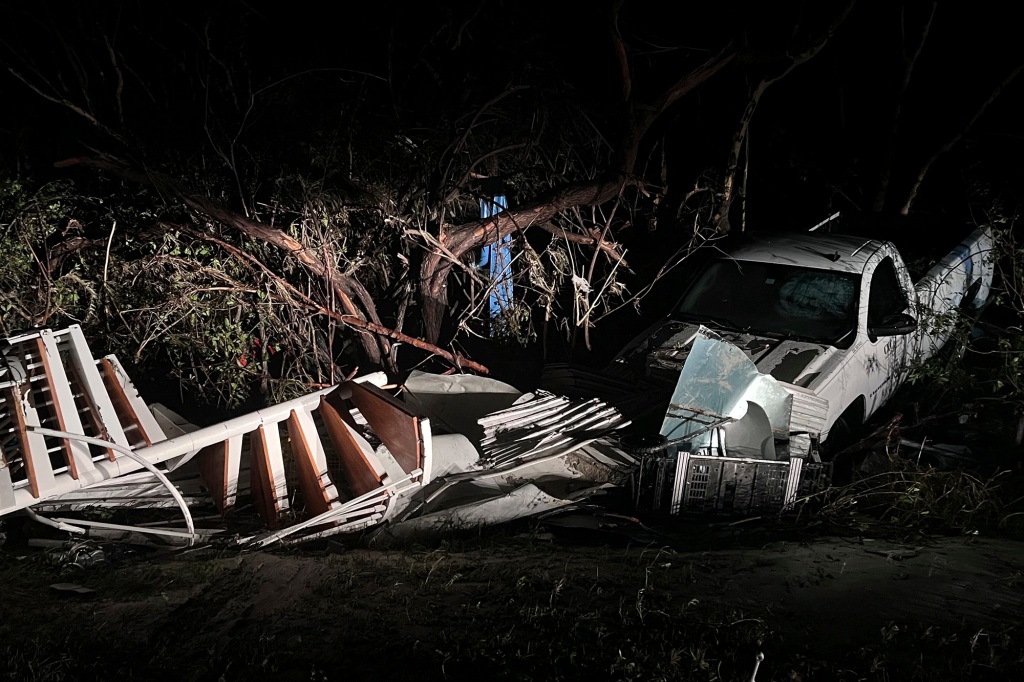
[783,383,829,435]
[479,390,632,467]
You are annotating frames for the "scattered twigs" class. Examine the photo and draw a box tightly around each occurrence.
[534,221,629,268]
[102,220,116,287]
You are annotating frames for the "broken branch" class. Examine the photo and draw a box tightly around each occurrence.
[173,225,490,375]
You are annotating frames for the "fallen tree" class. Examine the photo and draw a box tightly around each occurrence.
[0,1,920,407]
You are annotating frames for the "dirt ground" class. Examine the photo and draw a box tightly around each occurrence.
[2,516,1021,682]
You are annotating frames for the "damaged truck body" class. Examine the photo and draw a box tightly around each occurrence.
[577,224,994,515]
[611,224,994,459]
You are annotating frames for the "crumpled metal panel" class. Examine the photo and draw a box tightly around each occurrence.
[660,330,793,447]
[784,384,829,435]
[780,383,829,457]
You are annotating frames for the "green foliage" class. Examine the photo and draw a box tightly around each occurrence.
[821,459,1013,535]
[0,176,353,411]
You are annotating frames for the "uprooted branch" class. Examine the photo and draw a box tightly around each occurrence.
[418,35,737,343]
[535,221,630,268]
[172,224,489,374]
[419,175,636,342]
[54,154,393,366]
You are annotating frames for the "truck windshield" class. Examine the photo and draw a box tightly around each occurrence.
[677,259,860,346]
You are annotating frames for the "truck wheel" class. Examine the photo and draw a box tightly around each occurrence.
[822,403,863,484]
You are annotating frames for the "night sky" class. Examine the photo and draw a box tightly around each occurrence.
[3,1,1020,219]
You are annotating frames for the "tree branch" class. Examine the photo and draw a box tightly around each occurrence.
[872,1,937,212]
[899,62,1024,216]
[535,221,629,267]
[716,0,854,232]
[172,224,490,374]
[54,154,390,364]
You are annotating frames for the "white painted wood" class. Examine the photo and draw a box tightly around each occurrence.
[261,421,290,512]
[65,325,130,449]
[38,330,97,480]
[102,355,166,445]
[224,434,243,509]
[13,392,57,497]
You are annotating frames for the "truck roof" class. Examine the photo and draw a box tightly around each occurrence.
[723,232,886,274]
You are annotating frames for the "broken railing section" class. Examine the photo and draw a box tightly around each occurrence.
[245,377,637,547]
[1,326,167,513]
[4,325,636,547]
[0,325,425,540]
[238,378,436,545]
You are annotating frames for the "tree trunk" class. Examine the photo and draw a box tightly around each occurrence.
[419,46,738,344]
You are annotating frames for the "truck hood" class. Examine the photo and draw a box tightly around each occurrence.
[627,321,835,388]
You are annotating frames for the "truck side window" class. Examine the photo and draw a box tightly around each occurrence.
[868,257,907,326]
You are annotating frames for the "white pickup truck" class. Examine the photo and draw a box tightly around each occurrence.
[612,225,995,458]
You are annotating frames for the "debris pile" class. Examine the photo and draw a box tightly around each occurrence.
[1,326,636,547]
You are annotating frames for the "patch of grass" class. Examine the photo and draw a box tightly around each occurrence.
[2,529,1023,681]
[816,454,1021,537]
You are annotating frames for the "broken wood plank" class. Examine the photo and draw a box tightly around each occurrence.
[4,386,54,498]
[65,325,129,452]
[99,356,165,448]
[319,396,387,498]
[248,423,289,528]
[286,407,341,518]
[34,331,96,480]
[197,435,243,514]
[348,381,429,480]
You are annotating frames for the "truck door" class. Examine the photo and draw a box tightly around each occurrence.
[864,257,911,417]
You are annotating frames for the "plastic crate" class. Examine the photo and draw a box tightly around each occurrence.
[635,450,831,516]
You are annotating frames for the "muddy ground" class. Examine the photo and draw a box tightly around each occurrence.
[2,514,1021,682]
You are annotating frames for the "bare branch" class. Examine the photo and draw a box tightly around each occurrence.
[5,65,127,145]
[872,1,938,212]
[534,221,629,267]
[103,34,125,125]
[716,0,854,232]
[55,154,391,364]
[173,225,489,374]
[899,62,1024,216]
[608,0,632,102]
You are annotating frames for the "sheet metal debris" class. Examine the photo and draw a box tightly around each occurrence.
[629,328,832,516]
